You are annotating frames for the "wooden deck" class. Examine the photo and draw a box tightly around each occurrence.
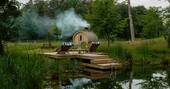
[41,52,122,70]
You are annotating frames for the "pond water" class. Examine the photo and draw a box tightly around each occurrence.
[44,60,170,89]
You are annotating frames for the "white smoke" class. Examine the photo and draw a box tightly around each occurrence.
[56,8,90,39]
[18,10,52,40]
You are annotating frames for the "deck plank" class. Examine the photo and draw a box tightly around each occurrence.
[41,52,122,70]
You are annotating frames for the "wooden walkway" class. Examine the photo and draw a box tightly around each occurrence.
[42,52,122,70]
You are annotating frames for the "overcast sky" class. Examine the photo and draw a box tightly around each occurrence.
[17,0,169,8]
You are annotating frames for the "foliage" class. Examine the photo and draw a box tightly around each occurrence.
[142,8,164,38]
[33,0,88,18]
[116,3,129,39]
[7,0,164,43]
[0,0,21,54]
[86,0,122,47]
[0,0,21,40]
[163,4,170,48]
[132,6,146,38]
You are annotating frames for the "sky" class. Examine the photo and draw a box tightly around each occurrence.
[17,0,169,8]
[126,0,169,8]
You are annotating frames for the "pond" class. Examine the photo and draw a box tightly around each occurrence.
[44,60,170,89]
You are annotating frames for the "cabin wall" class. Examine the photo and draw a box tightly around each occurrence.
[73,32,88,45]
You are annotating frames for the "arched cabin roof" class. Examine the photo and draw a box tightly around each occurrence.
[73,31,98,42]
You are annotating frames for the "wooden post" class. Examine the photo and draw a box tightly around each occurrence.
[128,0,135,42]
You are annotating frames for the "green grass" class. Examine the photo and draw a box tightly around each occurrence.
[98,38,170,64]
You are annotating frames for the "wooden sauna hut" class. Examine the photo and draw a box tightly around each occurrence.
[73,31,98,45]
[72,27,100,52]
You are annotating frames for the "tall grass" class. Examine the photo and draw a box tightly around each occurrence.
[0,44,46,89]
[98,38,170,64]
[97,43,132,61]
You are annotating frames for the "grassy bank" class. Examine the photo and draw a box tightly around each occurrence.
[0,43,48,89]
[98,38,170,65]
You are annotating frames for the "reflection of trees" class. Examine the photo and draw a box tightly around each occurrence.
[54,61,170,89]
[123,65,170,89]
[139,74,169,89]
[95,78,123,89]
[167,69,170,87]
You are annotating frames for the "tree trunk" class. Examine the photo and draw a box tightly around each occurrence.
[128,0,135,42]
[0,40,4,55]
[107,39,110,48]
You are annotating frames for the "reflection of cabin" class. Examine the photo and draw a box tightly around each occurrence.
[72,31,98,46]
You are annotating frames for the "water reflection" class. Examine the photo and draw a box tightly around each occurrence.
[45,60,170,89]
[139,71,169,89]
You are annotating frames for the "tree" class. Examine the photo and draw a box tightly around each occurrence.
[132,6,146,38]
[142,8,164,38]
[164,0,170,48]
[48,0,87,18]
[128,0,135,42]
[86,0,122,47]
[0,0,21,54]
[117,3,147,39]
[34,0,49,16]
[116,3,129,39]
[164,18,170,48]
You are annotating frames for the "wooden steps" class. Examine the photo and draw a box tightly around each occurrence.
[81,62,122,70]
[79,53,122,70]
[41,52,122,70]
[91,59,113,64]
[78,54,109,60]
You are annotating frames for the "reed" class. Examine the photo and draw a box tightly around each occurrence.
[98,38,170,64]
[98,43,132,61]
[0,46,46,89]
